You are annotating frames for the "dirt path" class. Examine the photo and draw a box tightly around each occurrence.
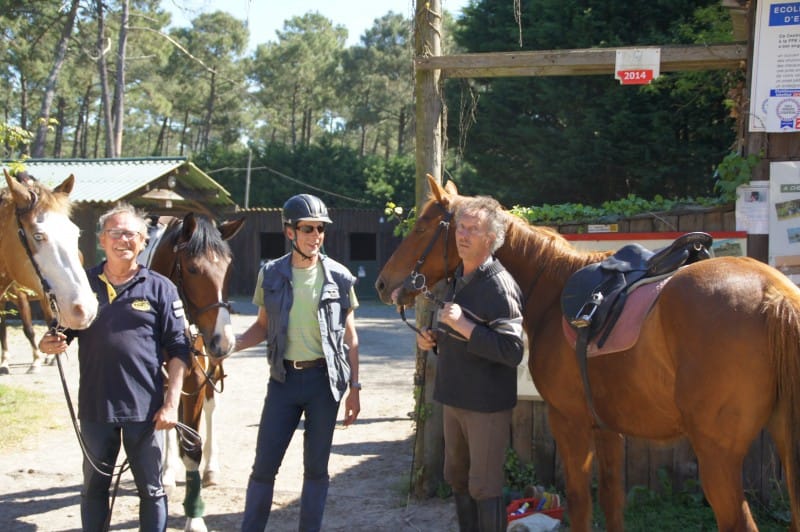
[0,300,458,531]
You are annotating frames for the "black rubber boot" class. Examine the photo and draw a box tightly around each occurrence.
[477,496,507,532]
[454,492,479,532]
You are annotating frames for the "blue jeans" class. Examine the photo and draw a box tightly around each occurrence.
[80,420,166,532]
[250,365,340,483]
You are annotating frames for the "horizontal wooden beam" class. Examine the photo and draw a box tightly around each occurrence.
[415,43,748,78]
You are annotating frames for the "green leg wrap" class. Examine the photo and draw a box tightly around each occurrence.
[183,470,205,518]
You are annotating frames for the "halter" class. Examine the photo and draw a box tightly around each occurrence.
[13,191,60,328]
[169,239,229,394]
[399,202,453,336]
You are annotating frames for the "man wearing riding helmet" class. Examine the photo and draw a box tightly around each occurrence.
[235,193,361,532]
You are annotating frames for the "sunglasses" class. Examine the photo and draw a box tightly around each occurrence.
[296,225,326,234]
[104,229,141,240]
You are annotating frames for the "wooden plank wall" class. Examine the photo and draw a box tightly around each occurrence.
[511,206,781,502]
[225,208,400,297]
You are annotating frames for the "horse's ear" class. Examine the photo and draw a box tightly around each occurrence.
[4,168,34,206]
[444,180,458,195]
[219,216,246,241]
[53,174,75,195]
[427,174,447,203]
[181,212,198,240]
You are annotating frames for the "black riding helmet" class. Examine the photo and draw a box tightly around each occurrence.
[281,194,333,226]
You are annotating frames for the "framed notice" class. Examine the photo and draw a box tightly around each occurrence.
[750,1,800,132]
[769,161,800,282]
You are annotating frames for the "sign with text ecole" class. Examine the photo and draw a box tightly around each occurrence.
[750,2,800,132]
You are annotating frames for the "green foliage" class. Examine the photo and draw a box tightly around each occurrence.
[713,151,762,202]
[384,202,416,237]
[504,447,538,494]
[511,193,726,226]
[449,0,738,208]
[586,468,789,531]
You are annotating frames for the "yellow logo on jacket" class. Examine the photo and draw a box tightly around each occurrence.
[131,299,151,311]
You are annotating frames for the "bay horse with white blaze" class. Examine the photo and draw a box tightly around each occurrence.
[375,175,800,532]
[0,169,96,352]
[141,212,244,532]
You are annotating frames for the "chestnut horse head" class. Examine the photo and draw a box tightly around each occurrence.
[375,176,462,307]
[376,174,800,531]
[144,213,245,359]
[0,169,97,330]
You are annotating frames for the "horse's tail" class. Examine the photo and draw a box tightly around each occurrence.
[765,283,800,524]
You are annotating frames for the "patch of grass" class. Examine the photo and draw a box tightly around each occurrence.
[0,383,61,451]
[585,470,791,531]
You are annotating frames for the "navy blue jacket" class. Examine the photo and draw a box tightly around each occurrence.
[70,263,191,423]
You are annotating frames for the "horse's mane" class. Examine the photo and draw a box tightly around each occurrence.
[170,214,231,259]
[501,206,610,279]
[0,181,72,216]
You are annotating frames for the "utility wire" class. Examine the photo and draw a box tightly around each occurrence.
[207,164,370,204]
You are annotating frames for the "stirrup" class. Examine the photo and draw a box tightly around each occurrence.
[571,292,603,328]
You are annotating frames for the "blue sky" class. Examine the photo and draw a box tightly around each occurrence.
[165,0,471,48]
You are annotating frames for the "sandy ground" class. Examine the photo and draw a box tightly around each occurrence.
[0,300,459,531]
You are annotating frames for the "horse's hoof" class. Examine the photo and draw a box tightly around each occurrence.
[185,517,208,532]
[26,364,40,374]
[45,355,56,366]
[202,470,217,487]
[0,366,9,376]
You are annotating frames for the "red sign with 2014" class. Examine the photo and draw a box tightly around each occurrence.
[616,69,654,85]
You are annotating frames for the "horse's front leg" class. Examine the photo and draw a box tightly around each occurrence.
[594,429,625,532]
[548,406,596,532]
[181,381,207,532]
[17,294,43,373]
[201,390,219,487]
[161,428,181,488]
[0,311,9,375]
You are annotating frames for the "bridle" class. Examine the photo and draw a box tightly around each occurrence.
[398,202,454,336]
[14,191,60,327]
[169,239,229,394]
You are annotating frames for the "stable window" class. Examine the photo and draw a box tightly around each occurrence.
[350,233,376,261]
[260,232,285,263]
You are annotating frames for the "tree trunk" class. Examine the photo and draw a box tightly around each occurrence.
[30,0,79,158]
[95,0,115,157]
[111,0,130,156]
[180,109,190,156]
[413,0,444,500]
[153,116,169,156]
[397,106,406,156]
[202,70,217,152]
[53,97,65,157]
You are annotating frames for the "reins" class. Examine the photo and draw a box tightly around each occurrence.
[13,192,131,532]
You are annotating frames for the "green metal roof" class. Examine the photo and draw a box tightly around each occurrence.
[1,157,236,208]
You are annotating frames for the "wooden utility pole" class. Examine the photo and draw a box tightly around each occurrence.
[412,0,446,498]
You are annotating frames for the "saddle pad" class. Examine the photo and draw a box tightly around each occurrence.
[561,276,671,357]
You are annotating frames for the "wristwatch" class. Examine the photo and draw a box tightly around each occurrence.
[350,381,362,390]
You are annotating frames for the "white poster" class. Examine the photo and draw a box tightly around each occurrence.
[749,2,800,132]
[769,161,800,283]
[736,180,770,234]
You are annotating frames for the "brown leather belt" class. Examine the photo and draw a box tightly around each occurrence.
[284,358,326,370]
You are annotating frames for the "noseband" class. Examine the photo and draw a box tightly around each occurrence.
[399,203,453,335]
